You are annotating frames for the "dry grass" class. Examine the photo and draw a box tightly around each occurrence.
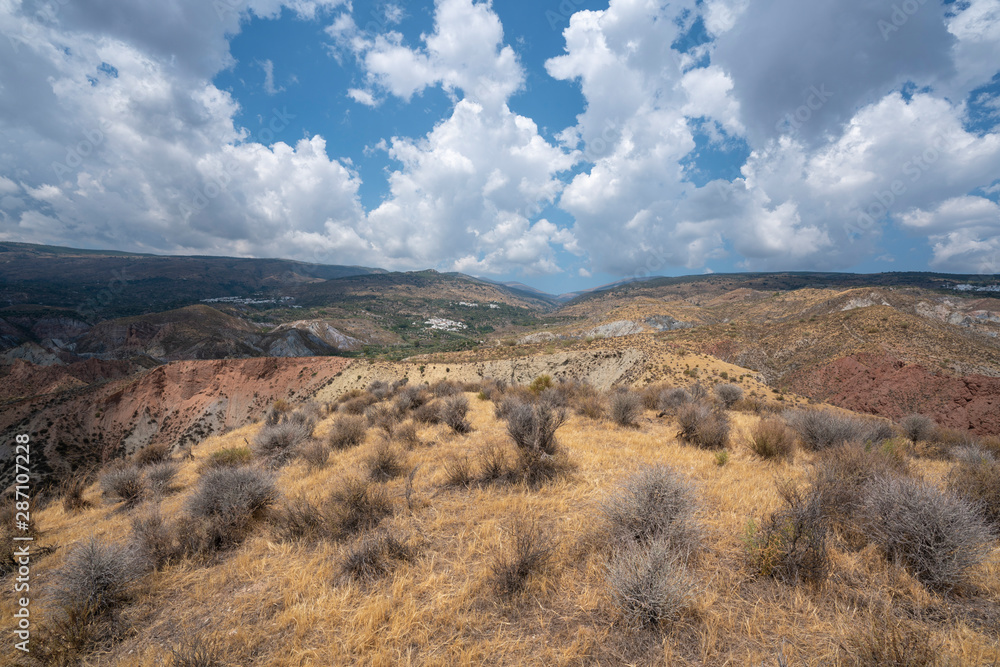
[6,391,1000,666]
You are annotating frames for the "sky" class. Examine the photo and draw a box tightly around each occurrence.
[1,0,1000,294]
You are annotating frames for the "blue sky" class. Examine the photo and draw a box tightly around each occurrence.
[1,0,999,294]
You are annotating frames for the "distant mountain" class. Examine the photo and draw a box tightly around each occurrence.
[0,242,383,320]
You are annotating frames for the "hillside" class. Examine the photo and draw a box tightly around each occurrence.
[2,375,998,665]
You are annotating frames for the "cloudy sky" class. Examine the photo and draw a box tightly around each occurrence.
[1,0,999,293]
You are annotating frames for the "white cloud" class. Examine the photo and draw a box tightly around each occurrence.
[347,87,378,106]
[258,59,283,95]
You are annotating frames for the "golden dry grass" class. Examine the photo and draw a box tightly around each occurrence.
[4,393,999,666]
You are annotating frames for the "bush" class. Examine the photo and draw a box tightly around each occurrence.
[609,390,643,428]
[606,538,698,628]
[391,421,421,448]
[490,516,552,597]
[441,395,472,434]
[271,494,330,543]
[394,386,428,413]
[846,617,939,667]
[748,418,796,461]
[341,394,376,415]
[430,379,461,397]
[413,400,443,424]
[477,440,511,484]
[576,393,605,420]
[328,415,368,450]
[810,443,909,544]
[299,439,330,470]
[130,507,178,569]
[341,532,412,581]
[602,466,701,554]
[900,414,936,443]
[133,442,171,466]
[528,374,554,395]
[365,403,401,433]
[60,475,92,513]
[503,400,570,486]
[658,387,691,414]
[443,455,474,488]
[203,446,253,469]
[253,419,313,463]
[713,383,744,409]
[677,402,730,450]
[100,464,147,507]
[948,458,1000,529]
[786,409,892,451]
[861,475,995,591]
[185,466,277,552]
[51,537,145,616]
[745,482,828,585]
[366,440,407,482]
[328,477,394,537]
[146,461,179,494]
[368,380,392,400]
[169,636,227,667]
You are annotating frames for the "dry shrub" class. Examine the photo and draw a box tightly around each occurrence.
[607,538,698,628]
[845,617,940,667]
[366,440,407,482]
[60,475,92,513]
[184,466,276,553]
[900,414,936,443]
[394,386,428,413]
[745,482,828,585]
[169,635,227,667]
[576,393,606,421]
[51,536,146,615]
[658,387,692,414]
[391,420,421,448]
[146,461,179,494]
[713,383,744,409]
[609,389,643,428]
[203,446,252,470]
[810,443,909,544]
[861,475,995,591]
[443,455,474,488]
[271,493,331,543]
[328,477,394,537]
[490,516,552,598]
[298,439,330,470]
[368,380,392,400]
[441,394,472,434]
[503,400,570,486]
[641,383,670,410]
[341,532,412,581]
[602,466,701,555]
[100,464,146,507]
[493,386,535,418]
[786,409,893,451]
[677,402,730,449]
[413,400,443,424]
[133,442,171,466]
[328,415,368,450]
[733,395,775,415]
[365,402,401,433]
[948,458,1000,528]
[340,393,377,415]
[477,440,511,484]
[253,417,313,464]
[130,507,179,569]
[747,418,796,461]
[430,379,461,397]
